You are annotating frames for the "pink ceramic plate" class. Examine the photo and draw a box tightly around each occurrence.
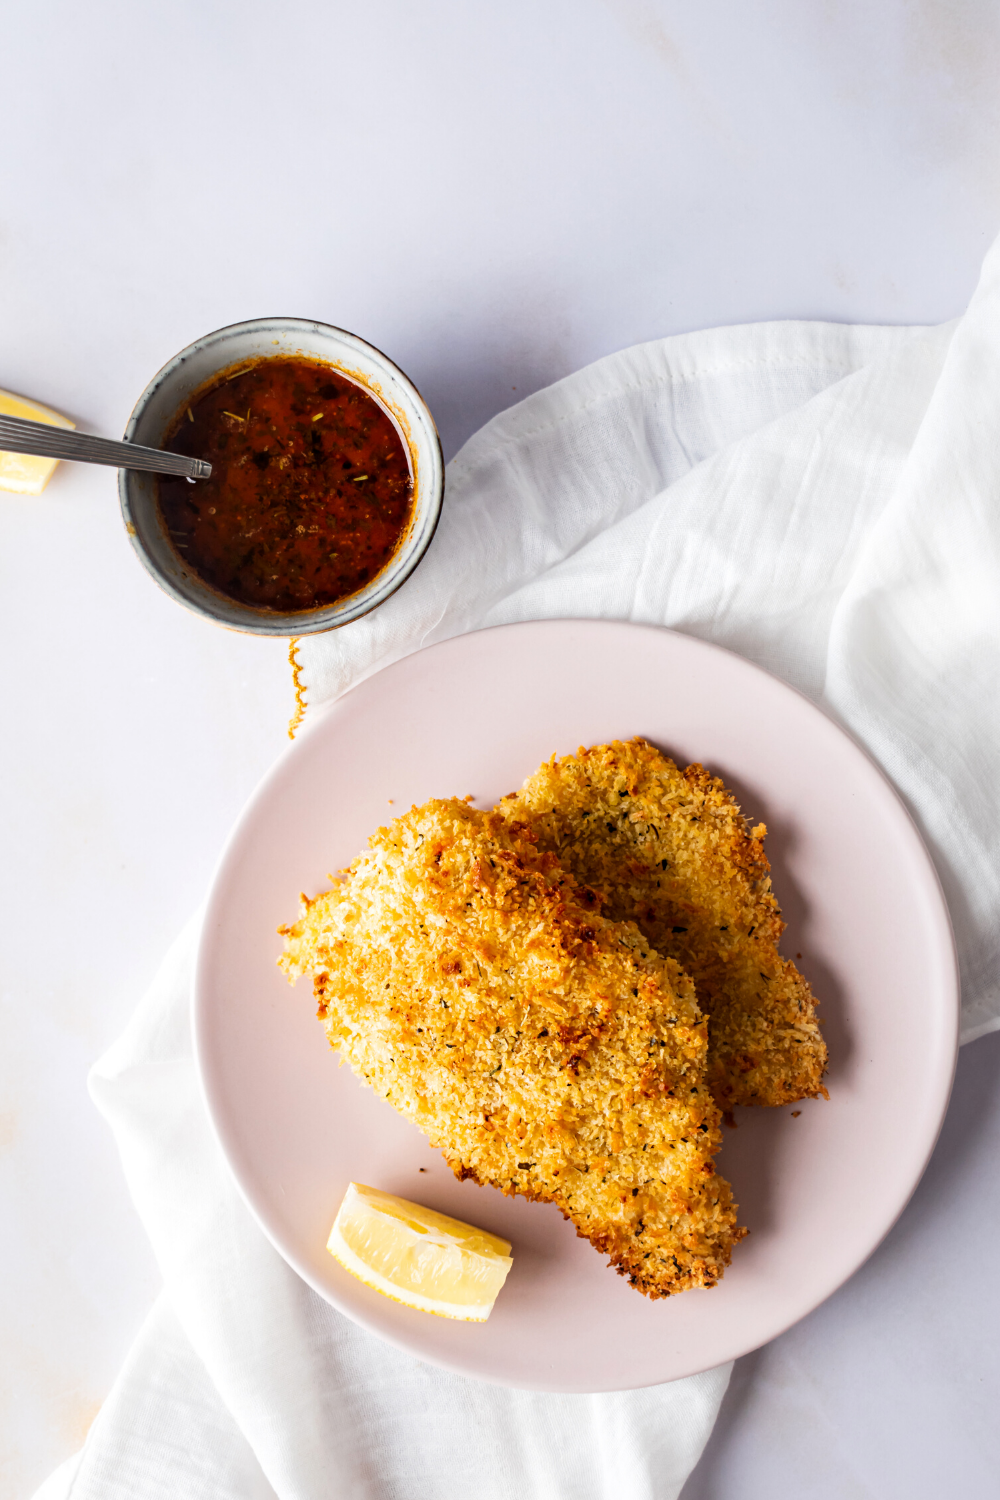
[194,621,958,1392]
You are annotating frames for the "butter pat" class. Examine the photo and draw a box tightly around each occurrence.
[0,388,75,494]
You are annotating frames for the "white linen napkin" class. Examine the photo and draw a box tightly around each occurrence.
[38,232,1000,1499]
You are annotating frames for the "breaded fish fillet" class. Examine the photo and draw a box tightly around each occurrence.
[502,740,827,1110]
[280,798,743,1297]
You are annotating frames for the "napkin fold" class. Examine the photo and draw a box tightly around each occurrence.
[72,923,730,1500]
[39,232,1000,1498]
[299,246,1000,1043]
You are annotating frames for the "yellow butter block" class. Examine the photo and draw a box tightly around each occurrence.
[0,388,75,495]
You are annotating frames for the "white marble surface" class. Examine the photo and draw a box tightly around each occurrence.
[2,2,999,1495]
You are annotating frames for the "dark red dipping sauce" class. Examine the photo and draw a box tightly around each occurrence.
[159,357,413,611]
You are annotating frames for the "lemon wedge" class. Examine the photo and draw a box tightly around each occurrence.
[328,1182,513,1321]
[0,388,75,495]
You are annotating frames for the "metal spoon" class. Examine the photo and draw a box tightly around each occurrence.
[0,413,211,481]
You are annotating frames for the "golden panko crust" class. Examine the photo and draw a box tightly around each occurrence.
[501,740,828,1110]
[279,798,744,1297]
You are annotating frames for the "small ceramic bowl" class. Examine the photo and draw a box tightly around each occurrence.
[119,318,444,636]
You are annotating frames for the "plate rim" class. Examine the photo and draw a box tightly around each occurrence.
[193,619,960,1391]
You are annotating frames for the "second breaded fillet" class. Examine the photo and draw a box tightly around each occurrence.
[502,740,827,1110]
[279,798,743,1297]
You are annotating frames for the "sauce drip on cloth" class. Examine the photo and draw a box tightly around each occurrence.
[159,358,413,611]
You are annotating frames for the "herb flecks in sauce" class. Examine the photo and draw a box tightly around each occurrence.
[159,358,413,611]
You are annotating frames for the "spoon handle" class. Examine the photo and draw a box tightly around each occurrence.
[0,414,211,480]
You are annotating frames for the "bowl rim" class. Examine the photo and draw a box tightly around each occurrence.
[118,317,445,637]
